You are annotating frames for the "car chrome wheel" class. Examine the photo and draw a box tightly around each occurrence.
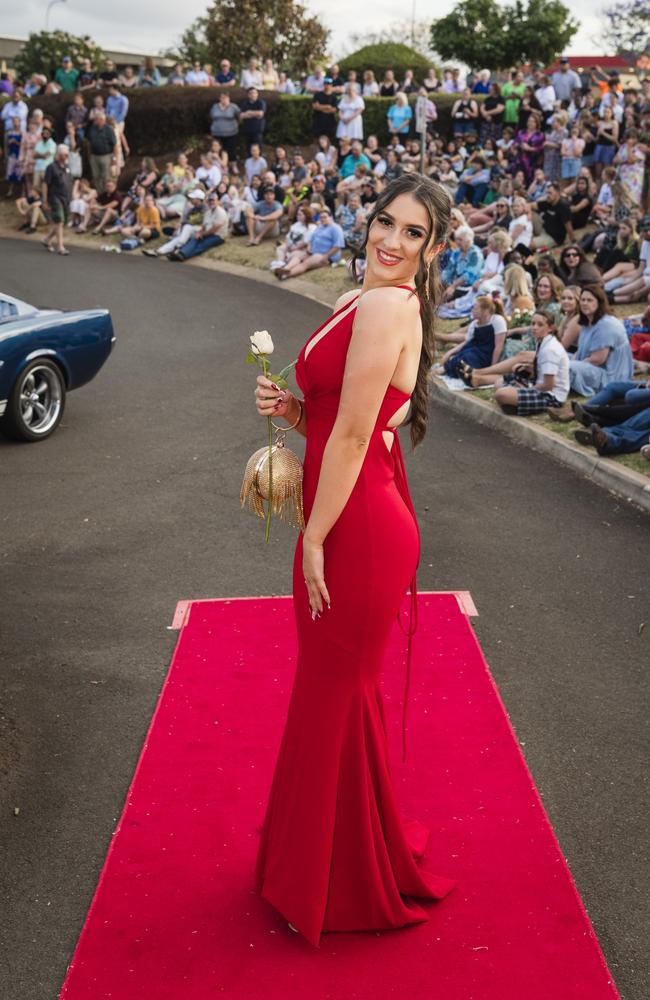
[18,364,63,435]
[1,359,67,441]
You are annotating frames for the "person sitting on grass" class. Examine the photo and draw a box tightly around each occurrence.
[602,217,650,304]
[569,284,633,397]
[115,191,161,244]
[244,187,284,246]
[489,309,570,415]
[89,179,125,234]
[441,225,484,301]
[142,188,206,258]
[68,177,97,232]
[15,188,45,233]
[269,204,316,271]
[274,206,345,280]
[557,285,583,352]
[168,190,229,261]
[571,377,650,428]
[439,295,507,377]
[573,400,650,459]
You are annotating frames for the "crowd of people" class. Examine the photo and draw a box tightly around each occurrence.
[1,53,649,458]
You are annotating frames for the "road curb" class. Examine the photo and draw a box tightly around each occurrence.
[0,225,340,309]
[430,378,650,513]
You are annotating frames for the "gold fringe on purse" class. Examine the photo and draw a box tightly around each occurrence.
[240,408,305,532]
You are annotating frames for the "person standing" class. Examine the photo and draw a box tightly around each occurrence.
[209,91,240,163]
[239,87,267,154]
[42,145,73,255]
[551,57,582,103]
[54,56,79,92]
[336,82,365,143]
[502,70,526,129]
[252,173,456,945]
[312,78,338,141]
[87,111,117,194]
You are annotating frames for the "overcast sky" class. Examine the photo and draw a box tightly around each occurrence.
[4,0,605,62]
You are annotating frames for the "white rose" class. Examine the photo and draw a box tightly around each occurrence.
[250,330,274,355]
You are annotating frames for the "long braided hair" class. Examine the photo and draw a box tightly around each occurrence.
[352,173,452,448]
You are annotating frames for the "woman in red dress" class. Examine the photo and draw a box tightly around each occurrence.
[253,174,456,946]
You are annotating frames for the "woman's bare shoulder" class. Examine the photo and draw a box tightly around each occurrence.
[332,288,362,312]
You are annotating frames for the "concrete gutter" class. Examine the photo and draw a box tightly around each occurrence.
[0,224,340,309]
[5,222,647,510]
[430,377,650,514]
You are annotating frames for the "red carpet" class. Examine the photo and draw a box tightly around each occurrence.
[60,593,620,999]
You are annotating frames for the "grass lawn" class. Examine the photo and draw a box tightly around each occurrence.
[2,199,648,479]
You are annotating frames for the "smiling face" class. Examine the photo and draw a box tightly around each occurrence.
[536,276,553,300]
[365,192,436,283]
[561,289,578,314]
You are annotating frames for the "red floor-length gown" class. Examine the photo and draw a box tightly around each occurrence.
[254,286,456,946]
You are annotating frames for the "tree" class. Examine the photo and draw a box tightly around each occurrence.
[338,43,434,83]
[430,0,579,70]
[171,0,330,78]
[14,30,105,82]
[345,19,440,63]
[599,0,650,57]
[430,0,507,70]
[165,16,212,66]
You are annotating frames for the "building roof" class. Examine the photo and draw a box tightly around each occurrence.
[546,54,636,73]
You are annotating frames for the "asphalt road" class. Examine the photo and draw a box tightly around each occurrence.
[1,239,648,1000]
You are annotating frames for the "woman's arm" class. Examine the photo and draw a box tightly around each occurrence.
[302,290,414,606]
[488,332,505,365]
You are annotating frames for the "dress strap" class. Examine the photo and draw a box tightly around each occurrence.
[388,428,420,765]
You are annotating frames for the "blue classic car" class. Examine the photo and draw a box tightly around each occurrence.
[0,293,115,441]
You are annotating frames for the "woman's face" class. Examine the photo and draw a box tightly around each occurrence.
[471,300,489,322]
[561,290,578,314]
[531,314,551,340]
[527,115,537,132]
[366,192,436,285]
[457,231,473,252]
[619,222,632,240]
[513,197,526,216]
[537,277,552,300]
[576,178,588,195]
[579,290,598,319]
[497,200,508,215]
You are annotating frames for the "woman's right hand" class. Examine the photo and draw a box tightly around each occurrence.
[255,374,293,420]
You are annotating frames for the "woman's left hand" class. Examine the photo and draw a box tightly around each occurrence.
[302,536,331,617]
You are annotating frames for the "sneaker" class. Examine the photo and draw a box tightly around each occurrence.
[141,248,158,257]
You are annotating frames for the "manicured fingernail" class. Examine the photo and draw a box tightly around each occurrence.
[327,603,331,609]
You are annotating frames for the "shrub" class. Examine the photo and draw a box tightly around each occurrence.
[27,87,472,159]
[338,43,434,83]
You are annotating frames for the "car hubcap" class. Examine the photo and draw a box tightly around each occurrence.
[19,366,62,434]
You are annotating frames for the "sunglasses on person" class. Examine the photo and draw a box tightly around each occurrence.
[564,250,580,258]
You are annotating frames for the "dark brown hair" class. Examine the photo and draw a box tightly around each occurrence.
[578,283,610,326]
[352,172,452,448]
[533,307,560,339]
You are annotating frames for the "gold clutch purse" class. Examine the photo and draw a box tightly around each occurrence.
[240,404,305,532]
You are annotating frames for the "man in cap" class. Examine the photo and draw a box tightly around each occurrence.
[312,77,338,140]
[551,57,582,102]
[239,86,267,153]
[170,190,229,260]
[54,56,79,92]
[142,187,206,258]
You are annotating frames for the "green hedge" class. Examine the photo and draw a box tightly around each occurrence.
[28,87,470,158]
